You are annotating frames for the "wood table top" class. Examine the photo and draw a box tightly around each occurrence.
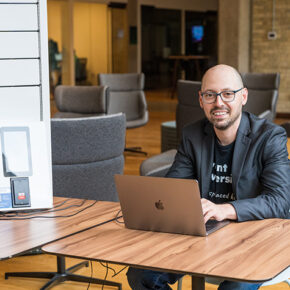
[43,218,290,283]
[0,197,119,260]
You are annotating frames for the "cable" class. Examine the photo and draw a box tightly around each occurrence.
[112,265,128,277]
[0,199,87,218]
[99,261,128,278]
[0,200,97,220]
[99,262,117,276]
[0,199,70,217]
[115,209,124,224]
[102,262,109,290]
[0,199,86,217]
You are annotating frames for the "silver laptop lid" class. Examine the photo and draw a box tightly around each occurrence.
[115,175,207,236]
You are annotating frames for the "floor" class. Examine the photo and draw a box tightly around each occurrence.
[0,89,289,289]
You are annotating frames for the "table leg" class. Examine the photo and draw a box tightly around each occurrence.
[192,276,205,290]
[5,255,122,290]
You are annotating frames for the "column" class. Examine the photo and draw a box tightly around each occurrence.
[218,0,251,72]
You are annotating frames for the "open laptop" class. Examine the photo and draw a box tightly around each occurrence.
[114,175,230,237]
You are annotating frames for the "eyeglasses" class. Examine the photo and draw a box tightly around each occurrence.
[200,87,244,104]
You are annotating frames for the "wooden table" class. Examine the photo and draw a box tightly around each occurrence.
[0,197,121,289]
[43,217,290,289]
[168,55,209,98]
[0,197,119,260]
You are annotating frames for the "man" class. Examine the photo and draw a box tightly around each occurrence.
[127,64,290,290]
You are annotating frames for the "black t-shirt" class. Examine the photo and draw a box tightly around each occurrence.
[208,138,236,204]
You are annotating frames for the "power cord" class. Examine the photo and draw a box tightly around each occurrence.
[115,209,124,224]
[0,200,97,220]
[102,262,109,290]
[1,199,86,217]
[98,262,128,289]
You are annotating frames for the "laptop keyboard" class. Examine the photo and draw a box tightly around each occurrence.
[205,219,220,232]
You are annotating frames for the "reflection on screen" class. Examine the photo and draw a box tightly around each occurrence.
[1,127,32,176]
[4,131,29,172]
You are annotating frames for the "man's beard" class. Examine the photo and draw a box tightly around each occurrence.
[209,107,241,131]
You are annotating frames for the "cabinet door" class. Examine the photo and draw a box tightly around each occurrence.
[0,60,40,86]
[0,4,38,31]
[0,32,39,59]
[0,0,38,2]
[0,87,40,121]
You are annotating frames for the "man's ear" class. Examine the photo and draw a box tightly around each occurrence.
[242,87,248,106]
[199,91,204,109]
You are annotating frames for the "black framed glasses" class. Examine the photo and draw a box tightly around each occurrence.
[200,87,244,104]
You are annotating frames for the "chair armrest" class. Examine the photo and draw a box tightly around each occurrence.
[140,149,177,177]
[258,110,273,121]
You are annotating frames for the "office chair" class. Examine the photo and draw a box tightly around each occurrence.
[54,85,109,118]
[52,114,126,289]
[50,114,126,289]
[4,114,126,290]
[241,72,280,122]
[140,80,203,177]
[98,73,149,155]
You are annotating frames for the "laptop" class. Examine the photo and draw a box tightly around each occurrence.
[114,175,230,237]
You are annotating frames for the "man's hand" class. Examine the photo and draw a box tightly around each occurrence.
[201,198,237,223]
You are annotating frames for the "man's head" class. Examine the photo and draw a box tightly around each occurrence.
[199,64,248,131]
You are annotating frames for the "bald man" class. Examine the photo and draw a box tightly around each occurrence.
[127,65,290,290]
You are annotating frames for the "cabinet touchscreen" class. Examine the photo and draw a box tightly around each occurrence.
[1,127,32,177]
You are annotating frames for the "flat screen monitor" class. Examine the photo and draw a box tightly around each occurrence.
[192,25,204,43]
[1,127,32,177]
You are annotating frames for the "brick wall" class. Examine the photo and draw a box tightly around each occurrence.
[251,0,290,113]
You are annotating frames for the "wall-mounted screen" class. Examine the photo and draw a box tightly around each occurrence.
[192,25,204,43]
[1,127,32,177]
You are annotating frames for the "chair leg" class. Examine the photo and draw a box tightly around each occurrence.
[191,276,205,290]
[177,277,183,290]
[5,256,122,290]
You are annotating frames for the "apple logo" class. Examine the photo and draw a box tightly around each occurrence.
[155,200,164,210]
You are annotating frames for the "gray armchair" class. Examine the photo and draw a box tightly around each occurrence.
[98,73,148,154]
[140,80,203,177]
[54,85,109,118]
[47,114,126,289]
[51,114,126,201]
[241,72,280,122]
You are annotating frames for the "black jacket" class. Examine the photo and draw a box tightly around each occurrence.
[166,112,290,221]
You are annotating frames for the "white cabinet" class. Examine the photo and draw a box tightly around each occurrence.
[0,5,38,31]
[0,87,40,121]
[0,60,40,86]
[0,0,53,211]
[0,32,39,58]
